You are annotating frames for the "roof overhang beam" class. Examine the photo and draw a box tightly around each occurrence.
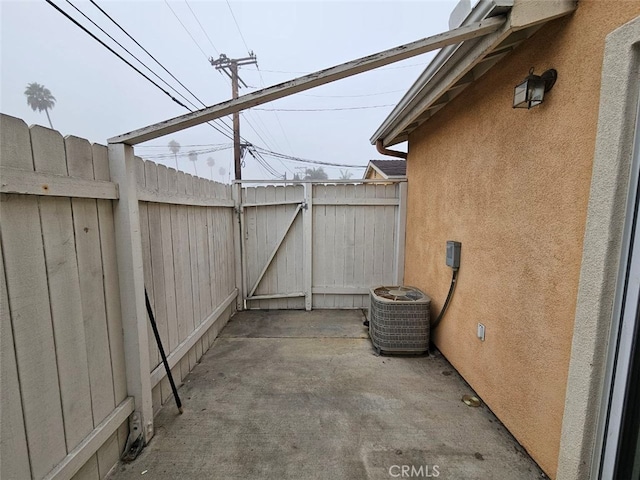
[379,21,514,146]
[371,0,578,147]
[108,16,506,145]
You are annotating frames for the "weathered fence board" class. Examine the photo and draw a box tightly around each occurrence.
[1,113,404,479]
[145,160,170,373]
[1,117,67,478]
[241,182,403,309]
[33,126,94,451]
[1,117,131,480]
[93,144,128,406]
[0,245,31,480]
[67,136,116,427]
[133,158,237,411]
[2,197,67,477]
[176,171,197,376]
[136,157,159,371]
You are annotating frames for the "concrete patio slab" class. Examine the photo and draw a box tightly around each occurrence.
[109,310,544,480]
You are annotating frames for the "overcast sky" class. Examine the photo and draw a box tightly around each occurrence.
[1,0,459,181]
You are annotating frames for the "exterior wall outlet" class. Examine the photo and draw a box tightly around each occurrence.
[477,323,485,341]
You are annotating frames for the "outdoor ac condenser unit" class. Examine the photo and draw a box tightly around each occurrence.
[369,286,431,355]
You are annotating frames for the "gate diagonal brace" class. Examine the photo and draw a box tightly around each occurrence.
[248,202,303,298]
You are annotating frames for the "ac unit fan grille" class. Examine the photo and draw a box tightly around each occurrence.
[373,286,425,302]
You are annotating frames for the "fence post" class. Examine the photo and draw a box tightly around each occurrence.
[232,183,244,310]
[394,181,407,285]
[303,183,313,311]
[108,143,154,442]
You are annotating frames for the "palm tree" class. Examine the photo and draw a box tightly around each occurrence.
[303,167,328,180]
[168,140,180,170]
[218,167,226,183]
[206,157,215,179]
[24,82,56,129]
[188,151,199,176]
[339,169,353,180]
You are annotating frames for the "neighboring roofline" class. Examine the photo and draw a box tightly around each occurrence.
[364,161,407,180]
[370,0,578,147]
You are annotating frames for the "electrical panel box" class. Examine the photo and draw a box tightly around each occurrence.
[446,241,461,269]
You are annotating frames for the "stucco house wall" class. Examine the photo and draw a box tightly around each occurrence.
[403,2,640,477]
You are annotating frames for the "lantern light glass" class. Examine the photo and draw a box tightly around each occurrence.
[513,68,557,109]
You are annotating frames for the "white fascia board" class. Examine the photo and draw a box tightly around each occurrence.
[370,0,513,146]
[381,20,515,146]
[371,162,390,179]
[363,164,376,179]
[371,0,577,147]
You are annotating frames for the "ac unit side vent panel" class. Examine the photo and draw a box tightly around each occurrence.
[369,285,431,354]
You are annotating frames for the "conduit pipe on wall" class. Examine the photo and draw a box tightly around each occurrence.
[376,139,407,159]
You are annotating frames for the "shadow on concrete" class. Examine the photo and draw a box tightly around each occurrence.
[110,310,543,480]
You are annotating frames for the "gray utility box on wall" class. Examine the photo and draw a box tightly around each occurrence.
[369,286,431,355]
[446,240,461,269]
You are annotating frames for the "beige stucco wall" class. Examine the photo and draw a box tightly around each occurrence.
[404,2,640,478]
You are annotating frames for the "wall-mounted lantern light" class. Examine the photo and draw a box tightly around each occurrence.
[513,68,557,109]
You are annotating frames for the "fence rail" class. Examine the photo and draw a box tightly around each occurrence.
[134,157,236,413]
[239,181,406,310]
[0,115,237,480]
[1,117,129,480]
[1,113,406,480]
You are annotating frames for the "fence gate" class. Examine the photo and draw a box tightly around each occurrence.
[239,181,407,310]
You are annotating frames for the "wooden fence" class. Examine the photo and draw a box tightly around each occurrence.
[135,158,236,413]
[0,114,237,480]
[0,113,405,480]
[240,181,406,310]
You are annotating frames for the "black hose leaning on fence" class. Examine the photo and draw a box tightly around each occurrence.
[145,289,183,414]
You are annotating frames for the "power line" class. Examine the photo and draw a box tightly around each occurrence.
[59,0,272,175]
[164,0,210,60]
[136,143,231,148]
[255,147,367,169]
[88,1,221,117]
[240,112,275,150]
[299,89,405,98]
[258,62,429,74]
[180,5,274,158]
[243,110,282,151]
[255,65,296,156]
[184,0,219,55]
[52,0,235,143]
[222,1,297,162]
[50,0,351,177]
[87,0,236,140]
[45,0,192,110]
[140,145,233,160]
[254,104,395,112]
[247,148,282,179]
[65,0,200,110]
[248,136,294,176]
[225,0,251,55]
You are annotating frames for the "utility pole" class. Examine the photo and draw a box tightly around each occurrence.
[210,53,257,180]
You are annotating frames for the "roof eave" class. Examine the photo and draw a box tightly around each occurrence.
[364,161,407,179]
[370,0,513,146]
[371,0,578,147]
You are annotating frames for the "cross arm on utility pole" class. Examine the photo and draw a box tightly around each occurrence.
[209,53,258,180]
